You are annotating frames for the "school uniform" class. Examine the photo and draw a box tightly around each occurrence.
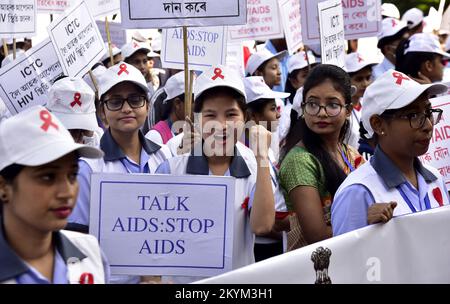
[332,146,450,236]
[345,107,362,149]
[372,57,395,80]
[0,218,107,284]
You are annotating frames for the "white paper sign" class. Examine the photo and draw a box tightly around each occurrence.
[37,0,73,14]
[87,0,120,18]
[301,0,382,44]
[0,38,64,115]
[0,0,37,38]
[48,0,106,78]
[279,0,302,55]
[318,0,345,68]
[228,0,283,42]
[121,0,247,28]
[96,20,126,48]
[161,26,227,72]
[419,94,450,191]
[89,173,235,277]
[226,41,245,77]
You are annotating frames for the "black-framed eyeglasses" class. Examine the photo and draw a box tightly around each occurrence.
[102,94,147,111]
[382,109,443,129]
[302,102,347,117]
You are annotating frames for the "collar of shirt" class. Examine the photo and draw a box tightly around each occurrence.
[381,57,395,71]
[0,219,86,282]
[16,250,68,284]
[186,145,251,178]
[100,128,161,162]
[370,145,437,188]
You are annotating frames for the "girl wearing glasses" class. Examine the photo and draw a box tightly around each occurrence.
[332,70,449,236]
[279,65,364,251]
[67,63,171,283]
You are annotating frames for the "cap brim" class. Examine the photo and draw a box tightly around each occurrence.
[147,51,160,58]
[15,139,103,167]
[52,112,99,132]
[386,82,448,111]
[100,79,149,98]
[195,85,246,103]
[437,49,450,60]
[347,62,378,74]
[262,91,290,100]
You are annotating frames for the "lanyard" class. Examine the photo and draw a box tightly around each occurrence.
[396,186,431,213]
[340,146,355,172]
[269,162,278,188]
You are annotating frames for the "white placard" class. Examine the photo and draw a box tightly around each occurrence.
[0,0,37,38]
[89,173,235,277]
[226,41,245,77]
[87,0,120,18]
[0,38,64,115]
[318,0,345,68]
[37,0,73,14]
[96,20,126,48]
[301,0,382,44]
[161,26,227,72]
[279,0,302,55]
[48,0,106,78]
[121,0,247,29]
[198,205,450,284]
[228,0,283,42]
[419,94,450,191]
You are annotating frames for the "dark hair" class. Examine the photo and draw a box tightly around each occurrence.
[395,39,440,78]
[247,98,273,115]
[378,27,408,50]
[0,164,24,206]
[285,70,301,105]
[281,64,352,196]
[160,94,185,121]
[194,86,246,114]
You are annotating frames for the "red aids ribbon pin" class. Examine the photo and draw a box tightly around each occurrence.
[79,273,94,284]
[212,68,225,80]
[118,64,129,76]
[392,19,397,27]
[432,187,444,207]
[392,72,410,85]
[40,110,59,132]
[357,55,364,63]
[70,93,82,107]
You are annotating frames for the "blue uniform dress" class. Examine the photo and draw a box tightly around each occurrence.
[372,57,394,80]
[265,41,289,93]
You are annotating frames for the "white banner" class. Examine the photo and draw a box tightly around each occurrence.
[419,94,450,191]
[96,20,126,48]
[48,0,106,77]
[301,0,382,45]
[0,0,37,38]
[37,0,73,14]
[279,0,302,55]
[121,0,247,29]
[318,0,345,68]
[87,0,120,18]
[0,38,63,115]
[89,173,235,277]
[197,206,450,284]
[161,26,227,72]
[228,0,284,42]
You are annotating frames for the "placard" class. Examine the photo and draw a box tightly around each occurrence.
[37,0,73,14]
[87,0,120,18]
[0,0,37,38]
[279,0,302,55]
[96,20,126,47]
[318,0,345,68]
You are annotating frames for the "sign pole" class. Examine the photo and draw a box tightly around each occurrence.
[12,38,16,59]
[2,39,8,57]
[88,70,100,101]
[105,16,114,66]
[183,26,191,119]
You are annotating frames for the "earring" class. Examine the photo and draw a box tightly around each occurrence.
[381,131,385,136]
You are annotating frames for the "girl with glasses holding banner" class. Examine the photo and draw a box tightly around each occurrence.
[332,70,449,236]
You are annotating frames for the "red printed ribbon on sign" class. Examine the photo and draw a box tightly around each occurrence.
[432,187,444,207]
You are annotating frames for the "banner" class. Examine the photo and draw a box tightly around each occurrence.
[121,0,247,28]
[87,0,120,18]
[301,0,382,45]
[48,0,106,77]
[0,0,37,38]
[0,38,63,115]
[197,205,450,284]
[96,20,126,48]
[318,0,345,68]
[228,0,284,42]
[279,0,302,55]
[89,173,235,277]
[37,0,73,14]
[161,26,227,72]
[419,95,450,191]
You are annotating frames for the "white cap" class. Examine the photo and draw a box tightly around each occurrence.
[147,49,160,58]
[1,50,25,67]
[245,48,287,76]
[381,3,400,20]
[194,65,246,102]
[292,87,304,118]
[445,36,450,52]
[287,51,316,74]
[244,76,290,104]
[362,70,447,138]
[402,8,424,29]
[100,43,121,62]
[344,52,379,73]
[47,78,98,132]
[97,62,149,98]
[0,106,103,171]
[164,71,194,102]
[121,41,151,59]
[404,33,450,59]
[151,33,162,52]
[3,38,25,45]
[378,18,408,48]
[83,64,107,93]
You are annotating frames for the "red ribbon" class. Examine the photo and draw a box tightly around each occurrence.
[118,64,129,76]
[432,187,444,207]
[39,110,59,132]
[392,72,410,85]
[357,55,364,63]
[212,68,224,80]
[70,92,82,107]
[392,19,397,27]
[79,272,94,284]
